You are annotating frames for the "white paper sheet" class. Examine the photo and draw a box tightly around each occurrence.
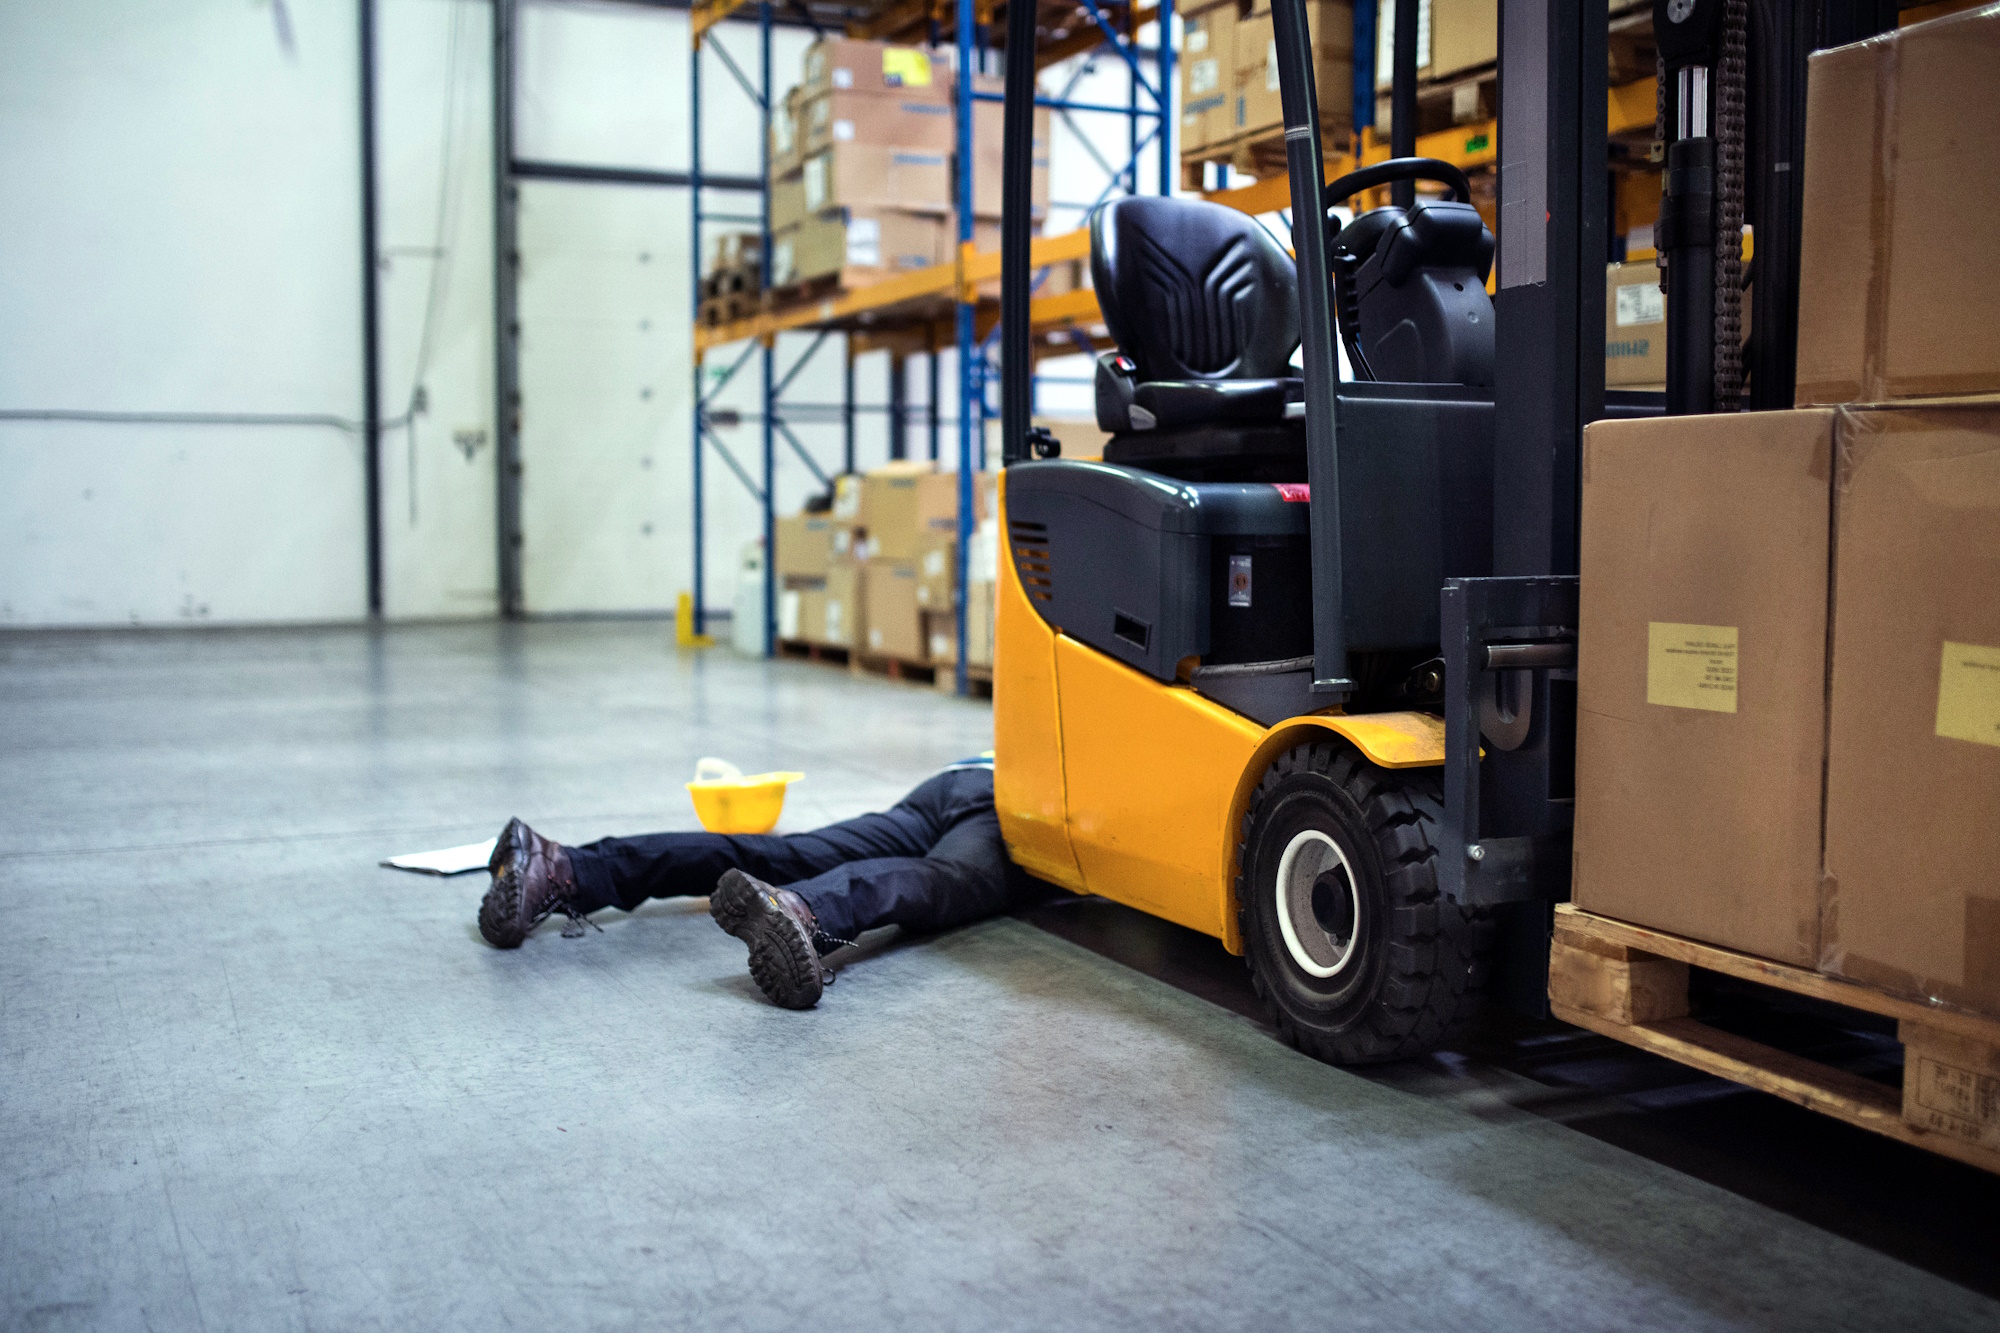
[380,837,498,876]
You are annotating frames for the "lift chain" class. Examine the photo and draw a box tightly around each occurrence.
[1713,0,1749,408]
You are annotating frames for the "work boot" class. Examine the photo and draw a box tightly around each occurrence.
[478,818,582,948]
[708,869,832,1010]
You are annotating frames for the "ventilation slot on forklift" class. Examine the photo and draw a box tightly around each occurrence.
[1009,519,1053,602]
[1113,612,1150,650]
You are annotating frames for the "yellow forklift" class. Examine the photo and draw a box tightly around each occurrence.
[986,0,1854,1061]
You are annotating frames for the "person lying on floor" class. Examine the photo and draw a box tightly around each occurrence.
[477,755,1034,1010]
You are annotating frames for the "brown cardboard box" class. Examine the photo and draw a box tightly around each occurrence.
[1605,260,1666,389]
[1428,0,1496,80]
[863,559,925,660]
[1574,409,1836,967]
[860,462,958,560]
[1822,406,2000,1016]
[924,610,958,666]
[817,562,864,648]
[776,512,835,581]
[1796,7,2000,405]
[1179,2,1238,155]
[801,143,952,215]
[799,86,954,156]
[970,74,1051,218]
[1233,5,1353,142]
[771,209,950,286]
[802,38,940,100]
[923,582,995,667]
[770,86,803,180]
[783,586,824,643]
[915,530,956,611]
[770,170,808,232]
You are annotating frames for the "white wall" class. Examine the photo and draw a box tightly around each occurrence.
[0,0,368,626]
[0,1,1135,626]
[376,0,500,619]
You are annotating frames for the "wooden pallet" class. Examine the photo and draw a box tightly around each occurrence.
[1549,904,2000,1175]
[776,637,850,667]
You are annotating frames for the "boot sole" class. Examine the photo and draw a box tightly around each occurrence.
[710,871,824,1010]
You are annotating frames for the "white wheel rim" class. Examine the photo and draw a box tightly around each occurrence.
[1274,829,1361,979]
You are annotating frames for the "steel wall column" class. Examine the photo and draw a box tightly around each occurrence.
[359,0,383,616]
[492,0,524,615]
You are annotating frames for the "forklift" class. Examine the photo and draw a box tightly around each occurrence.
[986,0,1891,1062]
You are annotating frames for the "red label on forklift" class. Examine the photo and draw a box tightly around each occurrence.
[1271,483,1310,503]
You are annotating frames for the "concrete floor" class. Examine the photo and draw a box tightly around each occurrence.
[3,621,1996,1332]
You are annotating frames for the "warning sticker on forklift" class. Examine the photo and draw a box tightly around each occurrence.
[1935,641,2000,748]
[1646,623,1738,714]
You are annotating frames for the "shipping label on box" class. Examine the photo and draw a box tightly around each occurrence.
[804,38,936,98]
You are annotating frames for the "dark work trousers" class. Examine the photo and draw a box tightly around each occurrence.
[565,766,1035,945]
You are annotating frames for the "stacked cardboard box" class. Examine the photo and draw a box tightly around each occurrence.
[1233,0,1354,144]
[1574,7,2000,1022]
[771,39,955,289]
[1179,2,1238,157]
[969,73,1052,220]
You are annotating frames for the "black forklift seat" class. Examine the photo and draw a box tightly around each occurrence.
[1089,197,1303,438]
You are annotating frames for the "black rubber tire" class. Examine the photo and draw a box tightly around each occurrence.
[1235,739,1491,1065]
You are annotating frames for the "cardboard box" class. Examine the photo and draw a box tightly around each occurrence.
[776,512,835,581]
[1574,409,1836,967]
[771,209,950,286]
[799,85,954,156]
[915,530,956,610]
[1822,406,2000,1016]
[1179,3,1238,155]
[863,558,925,660]
[782,586,820,642]
[924,610,959,666]
[1233,7,1354,143]
[770,170,808,232]
[1605,260,1666,389]
[860,461,959,560]
[970,74,1051,219]
[923,581,995,667]
[818,562,864,648]
[1428,0,1496,80]
[803,38,940,100]
[769,86,803,180]
[802,143,952,216]
[1796,7,2000,405]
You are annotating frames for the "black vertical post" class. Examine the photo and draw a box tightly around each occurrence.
[888,353,908,460]
[1271,0,1355,698]
[1493,0,1603,581]
[926,343,941,461]
[359,0,383,616]
[1391,0,1418,207]
[492,0,524,615]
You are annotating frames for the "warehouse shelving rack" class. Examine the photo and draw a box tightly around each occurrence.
[687,0,1174,693]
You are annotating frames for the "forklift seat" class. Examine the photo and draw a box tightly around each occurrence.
[1089,197,1303,437]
